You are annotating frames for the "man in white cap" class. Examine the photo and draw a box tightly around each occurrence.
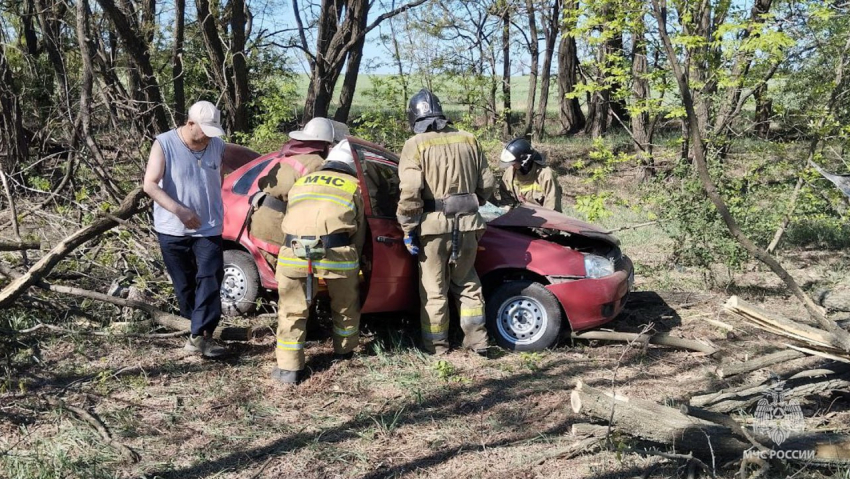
[143,100,229,358]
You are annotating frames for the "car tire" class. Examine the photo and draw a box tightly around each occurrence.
[486,280,563,351]
[221,249,260,316]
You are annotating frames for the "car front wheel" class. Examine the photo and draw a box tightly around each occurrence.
[221,249,260,316]
[486,280,563,351]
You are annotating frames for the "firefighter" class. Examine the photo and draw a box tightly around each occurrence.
[271,140,365,385]
[497,138,562,212]
[396,89,495,356]
[247,117,343,265]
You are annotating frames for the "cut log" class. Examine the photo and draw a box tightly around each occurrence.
[690,364,850,413]
[571,423,609,438]
[0,240,40,251]
[716,350,806,379]
[570,331,717,355]
[570,379,749,460]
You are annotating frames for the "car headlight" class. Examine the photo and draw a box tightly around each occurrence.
[584,254,615,278]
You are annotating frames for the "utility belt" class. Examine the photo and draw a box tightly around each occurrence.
[422,193,479,216]
[284,233,351,250]
[422,193,479,266]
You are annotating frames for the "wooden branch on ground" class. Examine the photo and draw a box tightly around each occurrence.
[716,350,807,379]
[44,395,139,463]
[527,423,608,466]
[0,322,186,339]
[570,330,718,355]
[571,379,749,460]
[38,282,252,341]
[0,187,147,309]
[690,364,850,413]
[725,296,840,350]
[603,220,659,234]
[0,240,41,251]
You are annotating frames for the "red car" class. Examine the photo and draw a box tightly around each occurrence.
[219,137,633,351]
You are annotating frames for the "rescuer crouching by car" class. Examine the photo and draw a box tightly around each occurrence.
[271,140,365,385]
[496,137,562,213]
[247,117,346,266]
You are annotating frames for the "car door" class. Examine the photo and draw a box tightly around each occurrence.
[349,139,418,314]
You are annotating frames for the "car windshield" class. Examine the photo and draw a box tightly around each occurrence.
[479,202,507,223]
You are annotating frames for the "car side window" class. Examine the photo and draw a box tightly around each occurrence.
[232,159,272,195]
[353,145,400,218]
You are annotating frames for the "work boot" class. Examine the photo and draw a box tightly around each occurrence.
[332,351,354,363]
[271,367,299,385]
[183,334,227,358]
[473,346,493,359]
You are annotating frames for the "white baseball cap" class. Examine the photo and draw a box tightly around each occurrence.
[188,101,225,137]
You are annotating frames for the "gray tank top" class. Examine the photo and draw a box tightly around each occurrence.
[153,129,225,237]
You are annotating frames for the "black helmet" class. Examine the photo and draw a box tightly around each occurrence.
[500,137,543,174]
[320,160,357,177]
[407,89,445,130]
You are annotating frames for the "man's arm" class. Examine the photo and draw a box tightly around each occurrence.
[143,140,201,229]
[541,168,563,212]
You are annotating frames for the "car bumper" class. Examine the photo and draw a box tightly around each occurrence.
[545,254,633,331]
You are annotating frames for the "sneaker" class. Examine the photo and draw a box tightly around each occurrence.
[271,367,299,385]
[183,334,227,358]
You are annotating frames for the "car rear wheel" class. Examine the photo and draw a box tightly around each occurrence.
[486,280,562,351]
[221,249,260,316]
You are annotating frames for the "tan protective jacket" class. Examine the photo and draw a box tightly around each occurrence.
[277,169,365,279]
[498,163,562,212]
[396,127,495,236]
[249,153,324,246]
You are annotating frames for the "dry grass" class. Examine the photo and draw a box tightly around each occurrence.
[3,139,850,479]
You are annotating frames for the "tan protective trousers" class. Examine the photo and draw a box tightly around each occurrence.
[418,231,488,354]
[275,274,360,371]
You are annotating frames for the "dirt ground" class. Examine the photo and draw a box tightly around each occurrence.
[2,153,850,478]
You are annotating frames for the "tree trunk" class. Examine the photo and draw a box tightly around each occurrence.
[172,0,186,123]
[334,0,369,124]
[557,1,584,135]
[0,41,27,174]
[195,0,235,131]
[501,2,511,138]
[523,0,539,136]
[230,0,250,133]
[532,0,560,141]
[753,83,772,138]
[631,21,653,181]
[96,0,169,134]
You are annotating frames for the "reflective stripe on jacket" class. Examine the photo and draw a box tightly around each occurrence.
[277,170,365,279]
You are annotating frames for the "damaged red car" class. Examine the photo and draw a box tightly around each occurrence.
[219,137,634,351]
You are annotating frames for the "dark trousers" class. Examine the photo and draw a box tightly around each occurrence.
[157,233,224,336]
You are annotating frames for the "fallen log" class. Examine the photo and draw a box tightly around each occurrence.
[0,187,147,309]
[570,379,749,460]
[570,330,718,355]
[0,240,41,251]
[724,296,838,349]
[38,281,251,341]
[526,423,609,466]
[690,364,850,413]
[716,350,807,379]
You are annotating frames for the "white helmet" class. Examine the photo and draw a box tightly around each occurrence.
[289,117,335,143]
[321,139,359,176]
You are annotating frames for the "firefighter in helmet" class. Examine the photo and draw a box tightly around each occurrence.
[396,88,495,356]
[271,140,365,385]
[247,117,346,265]
[497,138,562,212]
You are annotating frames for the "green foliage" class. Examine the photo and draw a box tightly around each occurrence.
[235,76,299,153]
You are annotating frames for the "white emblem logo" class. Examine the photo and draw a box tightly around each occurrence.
[753,381,805,445]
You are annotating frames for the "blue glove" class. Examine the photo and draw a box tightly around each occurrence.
[403,232,420,256]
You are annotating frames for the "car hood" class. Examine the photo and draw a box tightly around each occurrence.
[486,204,619,246]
